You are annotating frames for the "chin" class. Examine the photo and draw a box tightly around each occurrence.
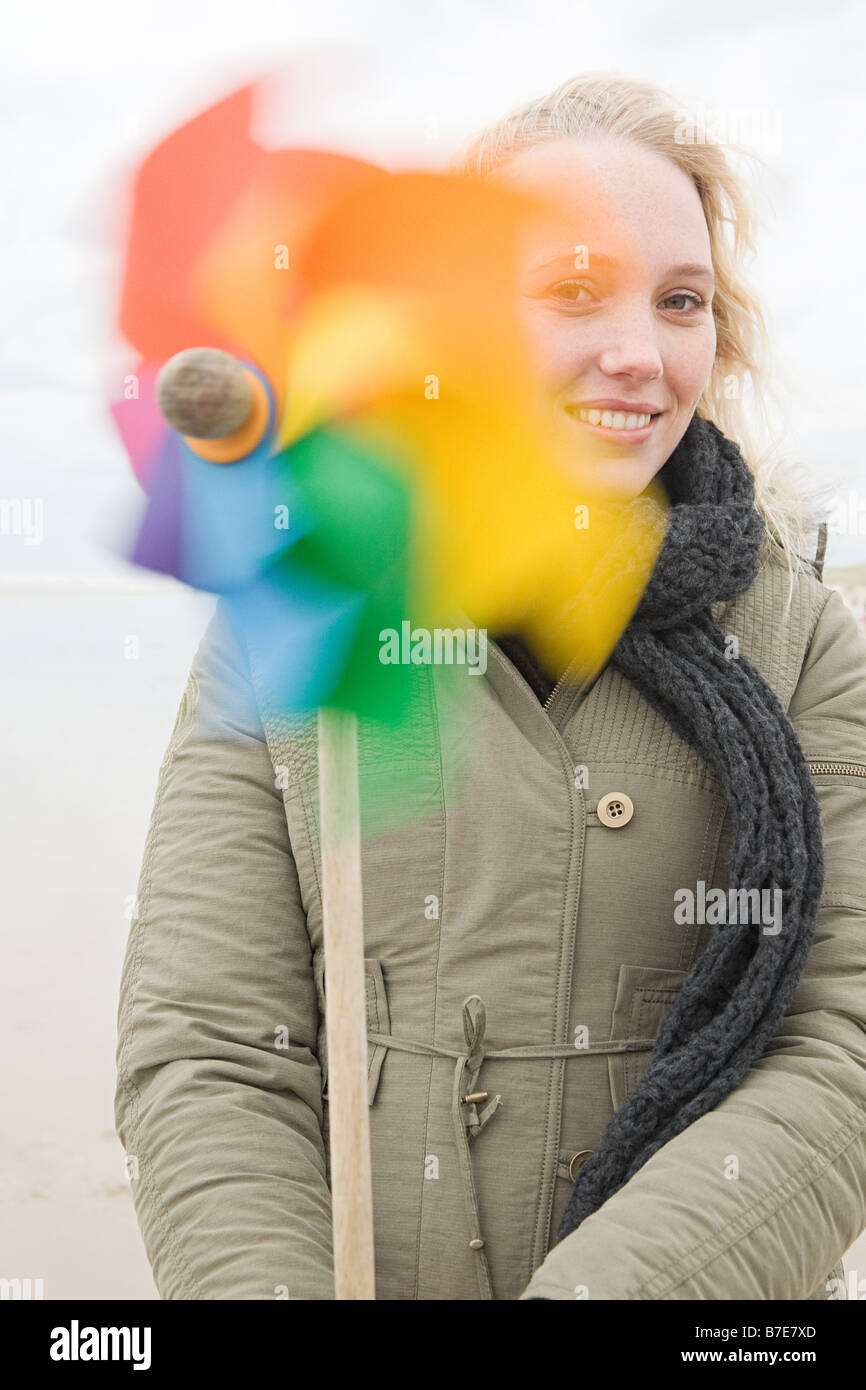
[572,456,663,501]
[547,412,667,500]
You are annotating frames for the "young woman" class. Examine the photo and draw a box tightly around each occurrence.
[115,74,866,1300]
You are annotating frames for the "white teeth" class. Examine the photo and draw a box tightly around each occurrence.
[573,408,652,430]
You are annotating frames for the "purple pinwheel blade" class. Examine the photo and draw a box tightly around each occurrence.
[129,428,185,577]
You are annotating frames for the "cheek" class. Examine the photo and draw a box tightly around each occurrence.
[520,309,592,380]
[663,322,717,400]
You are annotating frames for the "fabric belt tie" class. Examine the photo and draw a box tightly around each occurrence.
[365,994,660,1300]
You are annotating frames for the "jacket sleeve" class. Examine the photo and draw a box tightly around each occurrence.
[115,600,334,1299]
[520,585,866,1300]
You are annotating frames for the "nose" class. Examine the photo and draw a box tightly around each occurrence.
[594,300,664,383]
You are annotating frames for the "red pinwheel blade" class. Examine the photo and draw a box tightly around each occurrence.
[117,84,262,363]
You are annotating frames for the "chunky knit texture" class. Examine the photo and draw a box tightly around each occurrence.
[541,413,827,1241]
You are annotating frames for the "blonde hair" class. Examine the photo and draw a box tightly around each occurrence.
[450,72,832,600]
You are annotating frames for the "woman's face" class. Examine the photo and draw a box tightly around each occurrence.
[496,134,718,497]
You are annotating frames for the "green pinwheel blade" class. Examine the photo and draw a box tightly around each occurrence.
[272,422,415,725]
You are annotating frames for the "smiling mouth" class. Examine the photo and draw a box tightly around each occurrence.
[565,406,660,432]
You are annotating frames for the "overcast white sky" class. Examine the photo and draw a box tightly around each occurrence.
[2,0,865,576]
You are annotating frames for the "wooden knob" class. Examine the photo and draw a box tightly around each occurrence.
[156,347,255,439]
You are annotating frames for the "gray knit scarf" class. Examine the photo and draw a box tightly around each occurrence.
[541,413,825,1242]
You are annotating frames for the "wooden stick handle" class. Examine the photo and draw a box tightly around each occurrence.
[317,705,376,1300]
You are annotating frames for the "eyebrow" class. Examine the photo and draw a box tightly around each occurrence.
[529,251,715,282]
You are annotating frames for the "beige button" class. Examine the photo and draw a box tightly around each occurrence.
[596,792,634,828]
[469,1237,485,1250]
[568,1149,595,1181]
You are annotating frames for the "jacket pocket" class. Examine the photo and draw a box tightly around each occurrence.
[312,951,392,1106]
[805,760,866,779]
[607,964,689,1111]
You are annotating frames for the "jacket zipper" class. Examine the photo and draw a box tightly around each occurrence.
[806,760,866,777]
[542,653,588,711]
[542,670,569,711]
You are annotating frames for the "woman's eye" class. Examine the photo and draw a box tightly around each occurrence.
[549,279,594,305]
[660,290,706,313]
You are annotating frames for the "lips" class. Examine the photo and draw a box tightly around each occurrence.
[561,399,664,442]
